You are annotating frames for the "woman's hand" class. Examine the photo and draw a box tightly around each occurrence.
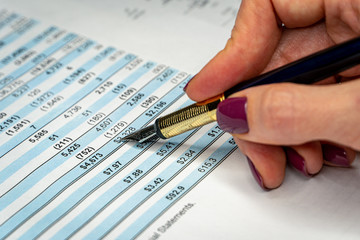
[185,0,360,189]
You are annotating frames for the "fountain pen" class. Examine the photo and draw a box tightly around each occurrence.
[122,36,360,143]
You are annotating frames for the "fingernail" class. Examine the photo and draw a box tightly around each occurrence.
[322,144,350,167]
[216,97,248,134]
[284,147,311,177]
[183,74,196,92]
[247,157,267,190]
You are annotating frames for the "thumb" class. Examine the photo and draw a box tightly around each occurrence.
[216,80,360,150]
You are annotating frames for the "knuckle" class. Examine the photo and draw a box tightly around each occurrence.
[259,84,302,137]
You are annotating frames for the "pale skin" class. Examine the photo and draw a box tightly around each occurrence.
[185,0,360,189]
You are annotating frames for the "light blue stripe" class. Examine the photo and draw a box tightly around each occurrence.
[0,40,96,155]
[7,66,179,239]
[0,57,158,210]
[0,19,38,50]
[0,56,151,239]
[0,26,58,69]
[117,139,236,239]
[0,47,115,154]
[0,13,19,31]
[48,89,190,239]
[0,52,134,186]
[0,32,77,91]
[18,76,187,240]
[77,124,218,240]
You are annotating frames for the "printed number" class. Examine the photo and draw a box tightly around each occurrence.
[144,178,164,192]
[165,186,185,201]
[28,129,48,143]
[123,169,143,183]
[103,160,122,175]
[198,158,217,172]
[61,143,80,157]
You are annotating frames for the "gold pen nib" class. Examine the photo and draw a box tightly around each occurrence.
[122,93,225,143]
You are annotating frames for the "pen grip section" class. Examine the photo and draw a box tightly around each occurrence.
[156,94,225,139]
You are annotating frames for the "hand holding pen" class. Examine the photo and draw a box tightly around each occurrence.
[185,0,360,190]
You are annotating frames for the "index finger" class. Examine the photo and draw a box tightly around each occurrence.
[185,0,325,102]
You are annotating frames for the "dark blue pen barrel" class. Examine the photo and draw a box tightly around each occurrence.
[224,36,360,97]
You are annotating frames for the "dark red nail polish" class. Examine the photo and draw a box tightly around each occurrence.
[322,144,350,167]
[247,157,267,190]
[216,97,248,134]
[285,148,311,177]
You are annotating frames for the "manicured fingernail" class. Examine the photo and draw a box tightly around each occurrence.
[183,74,196,92]
[322,144,350,167]
[216,97,248,134]
[247,157,267,190]
[285,148,311,177]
